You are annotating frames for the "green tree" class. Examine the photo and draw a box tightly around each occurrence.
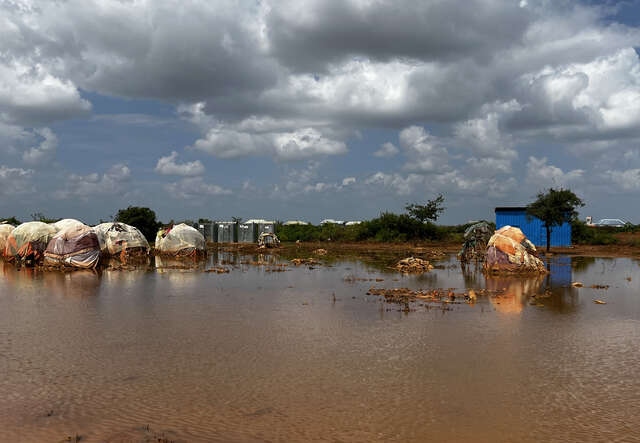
[405,194,445,223]
[114,206,161,241]
[526,188,584,252]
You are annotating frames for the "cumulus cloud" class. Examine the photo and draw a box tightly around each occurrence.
[374,142,399,158]
[398,126,450,173]
[186,111,347,160]
[155,151,205,176]
[22,127,57,165]
[53,164,131,200]
[2,0,640,219]
[0,165,35,196]
[164,177,231,200]
[526,156,584,187]
[602,169,640,191]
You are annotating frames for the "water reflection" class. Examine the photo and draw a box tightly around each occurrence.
[1,253,640,442]
[485,274,545,314]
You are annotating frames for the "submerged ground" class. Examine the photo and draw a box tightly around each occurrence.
[1,246,639,442]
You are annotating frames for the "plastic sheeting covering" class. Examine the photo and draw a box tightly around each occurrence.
[155,223,205,256]
[52,218,85,232]
[44,224,101,268]
[3,221,57,262]
[93,222,150,256]
[459,221,492,262]
[0,223,15,256]
[484,225,546,274]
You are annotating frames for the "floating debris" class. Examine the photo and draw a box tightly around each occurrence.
[313,248,328,255]
[589,284,609,289]
[393,257,434,273]
[205,267,230,273]
[571,282,584,287]
[291,258,320,266]
[594,299,607,304]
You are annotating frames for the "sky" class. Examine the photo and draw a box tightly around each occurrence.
[1,0,640,225]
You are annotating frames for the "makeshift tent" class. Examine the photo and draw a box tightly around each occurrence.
[52,218,85,232]
[44,224,101,268]
[484,225,546,274]
[93,222,150,256]
[155,223,205,256]
[0,223,15,256]
[3,221,57,263]
[458,222,492,263]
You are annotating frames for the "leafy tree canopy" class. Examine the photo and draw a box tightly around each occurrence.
[526,187,584,251]
[405,194,445,223]
[114,206,161,241]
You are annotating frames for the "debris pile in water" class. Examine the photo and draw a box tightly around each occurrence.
[313,248,328,255]
[290,257,320,266]
[393,257,434,273]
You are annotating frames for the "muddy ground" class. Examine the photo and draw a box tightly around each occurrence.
[213,240,640,260]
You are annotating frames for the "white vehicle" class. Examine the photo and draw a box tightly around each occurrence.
[594,219,629,227]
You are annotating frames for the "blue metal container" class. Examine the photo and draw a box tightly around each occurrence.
[495,207,571,247]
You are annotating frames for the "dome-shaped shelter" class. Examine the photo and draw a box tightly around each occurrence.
[44,224,101,269]
[3,221,57,264]
[52,218,85,232]
[93,222,150,257]
[0,223,15,256]
[155,223,205,257]
[484,225,546,274]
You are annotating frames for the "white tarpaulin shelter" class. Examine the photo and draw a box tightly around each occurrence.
[93,222,150,256]
[52,218,85,232]
[155,223,205,256]
[0,223,15,255]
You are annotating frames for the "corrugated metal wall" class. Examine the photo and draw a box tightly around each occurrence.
[495,209,571,247]
[238,223,256,243]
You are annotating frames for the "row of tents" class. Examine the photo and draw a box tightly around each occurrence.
[0,220,206,269]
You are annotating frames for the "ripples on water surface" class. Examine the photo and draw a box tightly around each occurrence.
[1,253,639,442]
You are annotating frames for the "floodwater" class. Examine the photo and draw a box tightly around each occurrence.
[1,253,639,442]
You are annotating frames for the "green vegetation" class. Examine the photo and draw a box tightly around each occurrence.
[526,188,584,251]
[276,213,494,243]
[30,212,60,223]
[114,206,161,241]
[571,220,618,245]
[405,194,445,223]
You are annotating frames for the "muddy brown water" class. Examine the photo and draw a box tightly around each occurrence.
[1,254,639,442]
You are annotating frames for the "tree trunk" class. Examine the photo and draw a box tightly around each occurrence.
[546,225,551,252]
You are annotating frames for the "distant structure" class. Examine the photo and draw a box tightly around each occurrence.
[284,220,309,226]
[495,207,571,247]
[345,221,361,226]
[321,219,345,225]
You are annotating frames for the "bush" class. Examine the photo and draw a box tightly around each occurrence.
[114,206,161,241]
[571,220,618,245]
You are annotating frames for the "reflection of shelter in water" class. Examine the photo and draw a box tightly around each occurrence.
[485,274,545,314]
[1,263,101,297]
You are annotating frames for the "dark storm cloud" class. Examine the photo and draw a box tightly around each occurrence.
[266,0,531,72]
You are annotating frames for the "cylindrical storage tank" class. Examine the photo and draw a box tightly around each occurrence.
[258,222,275,237]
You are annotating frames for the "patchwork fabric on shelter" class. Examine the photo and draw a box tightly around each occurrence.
[3,222,57,263]
[44,224,101,269]
[484,225,546,274]
[155,223,205,256]
[93,222,150,256]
